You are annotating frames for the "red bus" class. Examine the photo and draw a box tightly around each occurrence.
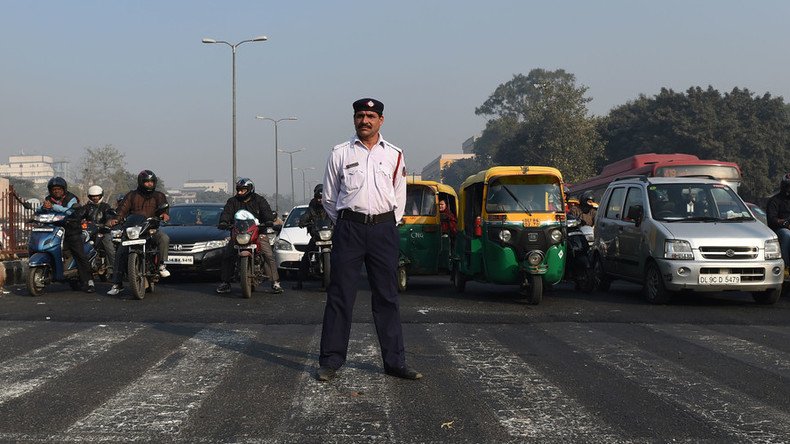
[569,153,742,201]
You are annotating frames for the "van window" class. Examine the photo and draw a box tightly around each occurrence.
[604,187,627,220]
[622,187,644,222]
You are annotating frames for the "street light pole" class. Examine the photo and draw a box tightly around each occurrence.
[294,167,316,202]
[202,35,268,190]
[278,148,303,205]
[255,116,297,212]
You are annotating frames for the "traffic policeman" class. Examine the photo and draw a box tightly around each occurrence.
[317,98,422,381]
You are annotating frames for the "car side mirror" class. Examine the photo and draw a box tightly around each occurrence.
[626,205,644,226]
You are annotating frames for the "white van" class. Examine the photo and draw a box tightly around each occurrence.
[592,176,783,304]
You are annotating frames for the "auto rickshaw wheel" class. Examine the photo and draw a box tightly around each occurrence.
[397,266,407,292]
[524,275,543,305]
[453,266,466,293]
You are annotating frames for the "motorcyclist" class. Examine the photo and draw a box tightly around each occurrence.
[83,185,116,277]
[106,170,171,296]
[293,184,331,290]
[40,177,95,293]
[766,173,790,277]
[216,178,283,294]
[569,191,597,227]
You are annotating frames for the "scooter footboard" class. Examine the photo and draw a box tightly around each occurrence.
[28,252,53,267]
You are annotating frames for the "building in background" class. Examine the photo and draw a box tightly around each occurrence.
[182,179,228,194]
[461,135,479,154]
[421,154,475,183]
[0,155,58,184]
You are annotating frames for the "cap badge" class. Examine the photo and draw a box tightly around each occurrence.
[367,100,374,107]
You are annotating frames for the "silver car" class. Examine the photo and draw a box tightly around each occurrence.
[592,176,783,304]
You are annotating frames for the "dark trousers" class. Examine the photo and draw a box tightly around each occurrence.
[297,237,317,283]
[64,232,92,285]
[319,218,405,370]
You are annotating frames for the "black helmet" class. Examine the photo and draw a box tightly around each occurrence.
[235,178,255,195]
[47,176,68,194]
[781,173,790,195]
[313,183,323,198]
[581,191,595,203]
[137,170,157,192]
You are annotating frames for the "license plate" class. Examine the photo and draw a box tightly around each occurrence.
[315,241,332,246]
[122,239,146,246]
[699,274,741,285]
[165,255,194,265]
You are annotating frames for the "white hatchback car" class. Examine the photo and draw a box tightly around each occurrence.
[274,205,311,275]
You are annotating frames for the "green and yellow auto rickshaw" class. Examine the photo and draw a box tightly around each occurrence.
[397,179,458,291]
[452,166,567,304]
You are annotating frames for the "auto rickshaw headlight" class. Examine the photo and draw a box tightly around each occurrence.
[527,251,544,266]
[550,228,563,243]
[498,229,512,243]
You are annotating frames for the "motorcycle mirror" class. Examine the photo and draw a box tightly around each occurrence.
[155,203,170,215]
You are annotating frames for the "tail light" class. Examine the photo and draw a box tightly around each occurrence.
[474,216,482,237]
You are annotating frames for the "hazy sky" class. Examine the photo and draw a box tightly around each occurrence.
[2,0,789,196]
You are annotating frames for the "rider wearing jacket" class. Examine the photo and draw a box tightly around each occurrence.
[107,170,171,296]
[294,184,330,289]
[41,177,95,293]
[216,178,283,294]
[569,191,598,227]
[84,185,116,277]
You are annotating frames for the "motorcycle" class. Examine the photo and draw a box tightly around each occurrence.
[82,210,118,282]
[565,218,595,293]
[306,218,333,288]
[121,204,169,300]
[26,211,97,296]
[229,209,268,299]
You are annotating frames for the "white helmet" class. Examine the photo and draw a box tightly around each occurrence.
[87,185,104,198]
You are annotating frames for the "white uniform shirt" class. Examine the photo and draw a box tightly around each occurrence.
[322,134,406,223]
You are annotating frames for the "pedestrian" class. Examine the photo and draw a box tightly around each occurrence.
[316,98,422,381]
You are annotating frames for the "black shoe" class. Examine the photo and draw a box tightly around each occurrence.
[384,366,423,380]
[316,366,337,382]
[216,282,231,294]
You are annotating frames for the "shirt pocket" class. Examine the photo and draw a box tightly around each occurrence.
[374,163,394,191]
[342,167,365,191]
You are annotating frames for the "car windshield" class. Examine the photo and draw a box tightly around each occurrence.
[405,185,436,216]
[166,205,223,226]
[284,207,310,228]
[647,183,752,221]
[486,176,563,213]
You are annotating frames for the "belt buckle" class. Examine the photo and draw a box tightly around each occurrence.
[365,214,374,225]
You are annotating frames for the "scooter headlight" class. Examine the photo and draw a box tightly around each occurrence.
[236,233,252,245]
[126,227,142,239]
[318,229,333,241]
[498,229,512,243]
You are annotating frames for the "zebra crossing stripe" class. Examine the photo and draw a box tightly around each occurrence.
[647,324,790,379]
[275,326,396,442]
[63,326,253,441]
[435,324,623,441]
[0,323,31,340]
[542,322,790,443]
[0,324,142,405]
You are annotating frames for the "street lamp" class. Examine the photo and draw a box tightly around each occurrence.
[256,115,297,212]
[202,35,268,190]
[294,167,316,202]
[278,148,303,205]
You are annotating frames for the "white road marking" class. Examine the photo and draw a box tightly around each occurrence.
[542,322,790,443]
[0,322,31,340]
[648,323,790,378]
[274,325,395,442]
[0,324,141,405]
[62,326,252,441]
[434,324,623,441]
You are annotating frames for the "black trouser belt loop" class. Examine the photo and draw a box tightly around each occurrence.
[339,209,395,225]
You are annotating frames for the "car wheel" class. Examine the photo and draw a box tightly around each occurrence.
[644,261,672,304]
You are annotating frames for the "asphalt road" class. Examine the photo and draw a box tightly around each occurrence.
[1,274,789,443]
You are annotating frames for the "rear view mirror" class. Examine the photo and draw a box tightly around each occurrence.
[626,205,644,226]
[156,203,170,216]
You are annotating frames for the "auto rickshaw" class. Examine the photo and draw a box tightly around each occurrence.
[452,166,567,304]
[397,179,458,291]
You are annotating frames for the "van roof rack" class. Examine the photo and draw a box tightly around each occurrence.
[612,175,648,183]
[675,174,718,180]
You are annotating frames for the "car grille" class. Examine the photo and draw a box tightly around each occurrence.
[700,267,765,282]
[169,242,220,254]
[699,246,758,260]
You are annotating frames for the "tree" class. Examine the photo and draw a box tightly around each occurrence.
[4,177,39,199]
[475,69,605,182]
[78,145,135,200]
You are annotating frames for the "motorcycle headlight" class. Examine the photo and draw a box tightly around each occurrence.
[275,239,293,251]
[318,229,333,241]
[664,239,693,260]
[498,229,512,243]
[111,229,122,238]
[550,228,563,243]
[765,239,781,260]
[205,240,229,250]
[126,227,142,239]
[236,233,252,245]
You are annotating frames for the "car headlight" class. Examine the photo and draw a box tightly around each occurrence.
[236,233,252,245]
[550,228,563,243]
[205,239,228,250]
[498,229,512,243]
[318,229,333,241]
[275,239,293,251]
[765,239,781,260]
[126,227,141,239]
[664,240,693,260]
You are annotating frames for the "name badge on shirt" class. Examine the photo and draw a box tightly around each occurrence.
[345,162,359,169]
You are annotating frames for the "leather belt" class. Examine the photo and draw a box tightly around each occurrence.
[339,209,395,225]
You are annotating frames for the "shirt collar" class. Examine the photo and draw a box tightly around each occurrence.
[352,133,386,150]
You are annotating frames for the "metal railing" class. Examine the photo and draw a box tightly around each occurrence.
[0,186,36,257]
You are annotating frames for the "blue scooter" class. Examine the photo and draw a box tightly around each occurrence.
[27,212,97,296]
